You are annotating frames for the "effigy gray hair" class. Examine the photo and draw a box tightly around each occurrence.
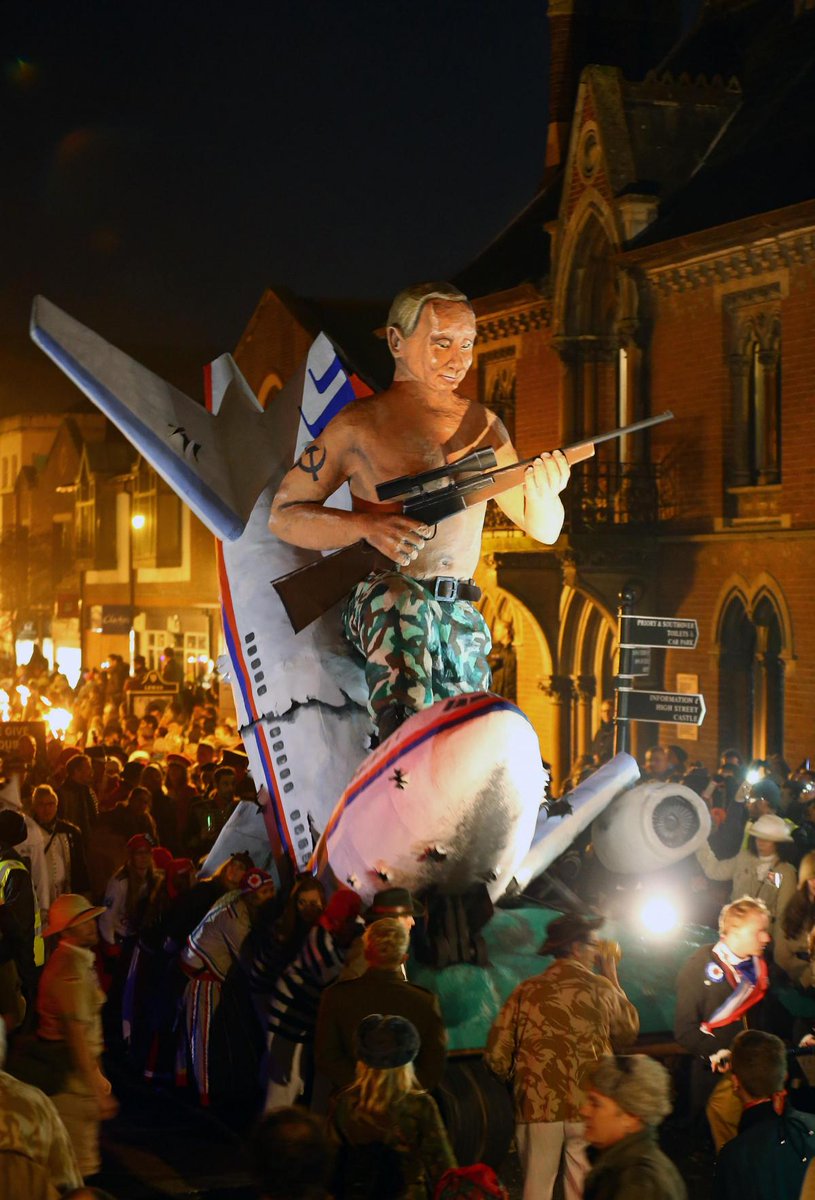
[387,282,472,339]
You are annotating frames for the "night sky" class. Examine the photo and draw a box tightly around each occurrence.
[2,0,552,411]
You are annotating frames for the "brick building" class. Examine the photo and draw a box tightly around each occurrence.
[233,0,815,786]
[0,411,220,685]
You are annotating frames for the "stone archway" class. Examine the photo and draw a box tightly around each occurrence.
[476,586,556,759]
[715,578,789,760]
[554,584,617,789]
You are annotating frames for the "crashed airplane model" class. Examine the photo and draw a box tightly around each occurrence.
[30,296,710,908]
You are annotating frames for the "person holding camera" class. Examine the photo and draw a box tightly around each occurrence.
[484,912,639,1200]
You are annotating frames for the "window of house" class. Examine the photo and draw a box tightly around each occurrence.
[75,464,95,558]
[717,591,784,759]
[726,297,782,488]
[132,459,182,567]
[479,348,517,440]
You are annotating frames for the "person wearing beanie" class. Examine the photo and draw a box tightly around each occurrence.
[330,1014,455,1199]
[315,917,446,1095]
[484,912,639,1200]
[695,811,797,933]
[580,1055,686,1200]
[262,888,363,1110]
[0,808,41,1029]
[716,1030,815,1200]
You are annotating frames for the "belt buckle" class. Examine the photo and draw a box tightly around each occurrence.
[433,577,457,601]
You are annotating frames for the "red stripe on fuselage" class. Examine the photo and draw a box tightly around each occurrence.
[312,693,506,859]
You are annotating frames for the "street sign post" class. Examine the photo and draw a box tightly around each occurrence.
[619,615,699,650]
[617,688,706,726]
[629,646,651,677]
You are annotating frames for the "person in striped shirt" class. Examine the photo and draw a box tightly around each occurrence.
[258,887,362,1109]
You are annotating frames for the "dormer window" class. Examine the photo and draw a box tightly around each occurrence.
[131,458,182,567]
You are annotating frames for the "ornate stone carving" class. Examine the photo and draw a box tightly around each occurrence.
[648,231,815,295]
[476,305,550,342]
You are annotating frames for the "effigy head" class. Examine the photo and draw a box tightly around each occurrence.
[387,281,472,340]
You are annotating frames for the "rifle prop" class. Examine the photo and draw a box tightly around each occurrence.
[272,410,674,633]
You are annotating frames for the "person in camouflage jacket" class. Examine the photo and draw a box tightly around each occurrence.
[483,913,639,1200]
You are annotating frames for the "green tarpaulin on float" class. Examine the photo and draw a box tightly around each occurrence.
[410,907,716,1054]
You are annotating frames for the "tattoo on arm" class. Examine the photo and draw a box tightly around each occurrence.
[296,443,327,481]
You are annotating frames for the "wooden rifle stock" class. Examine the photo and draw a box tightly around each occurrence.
[272,410,673,632]
[273,541,391,635]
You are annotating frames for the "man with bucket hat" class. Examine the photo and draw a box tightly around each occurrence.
[37,893,117,1178]
[485,912,639,1200]
[338,885,424,983]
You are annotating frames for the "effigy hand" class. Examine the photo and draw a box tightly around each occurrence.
[363,515,434,566]
[524,449,570,499]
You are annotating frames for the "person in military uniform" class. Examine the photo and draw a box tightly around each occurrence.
[484,912,639,1200]
[315,917,446,1095]
[674,895,772,1151]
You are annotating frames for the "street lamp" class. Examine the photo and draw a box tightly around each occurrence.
[129,508,145,667]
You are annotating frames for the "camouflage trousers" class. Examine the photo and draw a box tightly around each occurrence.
[342,571,492,724]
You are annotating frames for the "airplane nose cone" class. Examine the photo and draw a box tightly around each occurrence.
[320,693,545,905]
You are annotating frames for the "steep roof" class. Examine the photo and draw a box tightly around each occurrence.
[630,1,815,249]
[273,288,393,391]
[83,435,133,478]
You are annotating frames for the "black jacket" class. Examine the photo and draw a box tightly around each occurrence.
[36,816,89,894]
[57,779,97,844]
[0,849,37,1002]
[315,966,447,1092]
[674,944,765,1058]
[715,1100,815,1200]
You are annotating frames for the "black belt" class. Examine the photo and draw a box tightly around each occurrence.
[423,576,481,603]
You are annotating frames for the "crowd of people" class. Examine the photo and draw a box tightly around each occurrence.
[1,657,815,1197]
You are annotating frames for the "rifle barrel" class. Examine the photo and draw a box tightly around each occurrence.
[376,447,498,502]
[562,409,674,456]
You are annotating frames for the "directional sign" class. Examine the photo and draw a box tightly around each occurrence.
[619,646,652,678]
[617,688,706,726]
[619,615,698,650]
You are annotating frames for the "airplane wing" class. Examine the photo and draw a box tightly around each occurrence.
[31,295,283,540]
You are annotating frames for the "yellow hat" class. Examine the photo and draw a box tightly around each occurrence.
[43,894,107,937]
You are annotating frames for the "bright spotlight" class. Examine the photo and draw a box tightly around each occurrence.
[639,894,681,937]
[747,768,762,784]
[131,513,146,530]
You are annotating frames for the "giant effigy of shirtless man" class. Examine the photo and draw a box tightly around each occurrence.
[269,282,570,742]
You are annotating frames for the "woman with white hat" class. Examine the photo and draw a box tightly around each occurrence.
[37,893,118,1178]
[695,812,797,931]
